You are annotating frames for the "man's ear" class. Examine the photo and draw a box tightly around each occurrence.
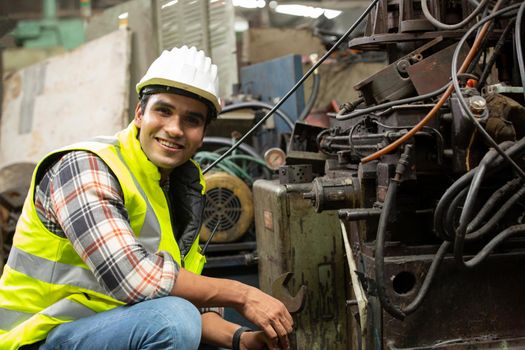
[133,102,142,128]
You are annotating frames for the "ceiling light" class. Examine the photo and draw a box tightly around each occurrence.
[274,4,341,19]
[232,0,266,9]
[161,0,178,9]
[324,9,342,19]
[235,17,249,32]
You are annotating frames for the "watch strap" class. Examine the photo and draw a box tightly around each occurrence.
[232,326,252,350]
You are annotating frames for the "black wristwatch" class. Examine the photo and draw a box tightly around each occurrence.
[232,326,252,350]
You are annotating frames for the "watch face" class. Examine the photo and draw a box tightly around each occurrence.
[264,147,286,171]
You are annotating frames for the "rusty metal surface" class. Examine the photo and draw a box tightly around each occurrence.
[353,37,448,105]
[389,336,525,349]
[357,240,525,349]
[354,61,416,105]
[349,31,466,50]
[351,0,479,50]
[254,179,351,350]
[407,43,469,96]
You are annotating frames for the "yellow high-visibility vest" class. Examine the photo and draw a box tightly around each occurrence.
[0,123,206,349]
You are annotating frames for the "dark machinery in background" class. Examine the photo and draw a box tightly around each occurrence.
[255,0,525,349]
[195,53,311,267]
[0,163,34,273]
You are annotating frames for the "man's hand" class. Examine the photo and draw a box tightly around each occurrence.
[237,286,293,349]
[240,330,272,350]
[172,269,294,349]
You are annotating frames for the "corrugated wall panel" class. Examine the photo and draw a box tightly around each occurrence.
[156,0,237,97]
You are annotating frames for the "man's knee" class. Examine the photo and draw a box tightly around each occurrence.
[144,296,202,347]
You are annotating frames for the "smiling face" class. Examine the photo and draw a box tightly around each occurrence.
[134,93,208,175]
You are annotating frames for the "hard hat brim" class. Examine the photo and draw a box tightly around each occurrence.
[136,78,221,113]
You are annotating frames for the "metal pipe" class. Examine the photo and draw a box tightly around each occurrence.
[338,209,381,221]
[43,0,57,21]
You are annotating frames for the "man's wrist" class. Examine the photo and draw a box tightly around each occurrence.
[232,326,251,350]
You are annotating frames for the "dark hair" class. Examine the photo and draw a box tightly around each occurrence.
[138,85,217,125]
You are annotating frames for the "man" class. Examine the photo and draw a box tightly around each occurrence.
[0,46,293,349]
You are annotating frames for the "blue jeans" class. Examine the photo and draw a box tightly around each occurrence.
[39,296,202,350]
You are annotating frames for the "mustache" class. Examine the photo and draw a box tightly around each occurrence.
[155,135,186,146]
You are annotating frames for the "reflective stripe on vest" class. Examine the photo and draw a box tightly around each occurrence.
[0,124,205,348]
[6,246,105,294]
[0,298,96,331]
[93,136,161,253]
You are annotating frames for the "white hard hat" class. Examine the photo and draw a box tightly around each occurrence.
[136,45,221,113]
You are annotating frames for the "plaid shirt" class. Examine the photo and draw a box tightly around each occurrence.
[35,150,221,315]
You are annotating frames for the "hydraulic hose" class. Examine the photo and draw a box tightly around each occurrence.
[465,186,525,241]
[360,0,507,164]
[195,151,254,184]
[456,147,498,232]
[375,145,449,319]
[200,137,271,179]
[460,224,525,268]
[375,171,405,319]
[202,137,263,161]
[466,177,523,233]
[202,0,381,174]
[453,147,525,269]
[444,187,468,238]
[433,140,522,241]
[220,101,294,131]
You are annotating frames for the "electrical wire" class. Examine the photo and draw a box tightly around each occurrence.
[515,1,525,102]
[371,119,445,164]
[360,0,508,164]
[421,0,490,30]
[348,120,365,157]
[202,0,382,175]
[466,20,495,75]
[336,83,450,121]
[478,18,515,89]
[220,101,295,131]
[450,2,525,180]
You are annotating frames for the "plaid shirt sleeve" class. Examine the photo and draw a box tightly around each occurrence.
[35,150,224,316]
[34,150,178,304]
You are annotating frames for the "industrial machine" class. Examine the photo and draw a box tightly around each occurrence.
[254,0,525,349]
[10,0,87,49]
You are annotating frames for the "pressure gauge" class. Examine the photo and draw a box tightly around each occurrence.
[264,147,286,171]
